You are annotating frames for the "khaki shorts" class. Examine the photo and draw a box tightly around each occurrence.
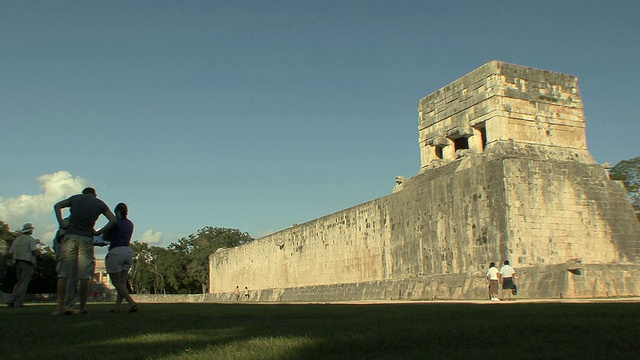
[488,279,499,295]
[57,234,95,280]
[105,246,133,273]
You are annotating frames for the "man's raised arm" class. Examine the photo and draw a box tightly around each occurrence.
[95,208,117,236]
[53,199,70,228]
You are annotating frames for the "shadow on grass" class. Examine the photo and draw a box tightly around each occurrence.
[1,302,639,359]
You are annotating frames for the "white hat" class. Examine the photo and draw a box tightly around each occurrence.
[20,223,35,233]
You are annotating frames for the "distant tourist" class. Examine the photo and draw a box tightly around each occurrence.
[486,262,500,301]
[6,223,39,308]
[500,260,516,301]
[52,187,116,315]
[244,286,250,301]
[105,203,138,313]
[234,286,241,301]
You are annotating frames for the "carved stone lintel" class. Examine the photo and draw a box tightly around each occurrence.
[433,136,449,147]
[458,125,474,137]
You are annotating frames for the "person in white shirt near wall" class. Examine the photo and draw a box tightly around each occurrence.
[499,260,516,301]
[486,262,500,301]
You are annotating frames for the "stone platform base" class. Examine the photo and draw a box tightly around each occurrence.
[128,264,639,303]
[205,263,640,302]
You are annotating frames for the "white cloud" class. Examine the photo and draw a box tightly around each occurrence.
[0,171,91,242]
[138,229,163,244]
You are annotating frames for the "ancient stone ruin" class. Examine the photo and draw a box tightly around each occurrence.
[209,61,640,300]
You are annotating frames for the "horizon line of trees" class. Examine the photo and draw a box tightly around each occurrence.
[0,221,254,295]
[129,226,254,294]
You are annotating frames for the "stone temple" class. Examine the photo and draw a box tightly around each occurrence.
[209,61,640,301]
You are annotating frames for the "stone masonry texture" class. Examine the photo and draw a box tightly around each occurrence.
[209,61,640,301]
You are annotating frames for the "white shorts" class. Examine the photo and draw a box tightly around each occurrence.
[105,246,133,274]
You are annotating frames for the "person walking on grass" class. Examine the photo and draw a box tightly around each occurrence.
[486,262,500,301]
[500,260,516,301]
[53,187,116,315]
[6,223,39,308]
[105,203,138,313]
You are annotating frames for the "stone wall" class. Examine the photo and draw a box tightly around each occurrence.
[209,61,640,300]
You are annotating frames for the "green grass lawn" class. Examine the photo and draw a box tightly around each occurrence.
[1,301,639,359]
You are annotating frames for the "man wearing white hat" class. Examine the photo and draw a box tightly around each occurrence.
[7,223,40,308]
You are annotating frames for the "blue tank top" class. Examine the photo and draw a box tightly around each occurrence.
[108,216,134,250]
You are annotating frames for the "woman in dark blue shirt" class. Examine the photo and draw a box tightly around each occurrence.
[105,203,138,313]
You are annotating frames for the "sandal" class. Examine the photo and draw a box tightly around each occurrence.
[128,305,139,313]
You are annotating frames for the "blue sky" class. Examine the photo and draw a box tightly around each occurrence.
[1,1,639,252]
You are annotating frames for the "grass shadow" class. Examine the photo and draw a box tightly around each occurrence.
[1,302,639,359]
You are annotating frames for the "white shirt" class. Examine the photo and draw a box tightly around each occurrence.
[9,234,38,264]
[486,267,499,280]
[500,264,515,278]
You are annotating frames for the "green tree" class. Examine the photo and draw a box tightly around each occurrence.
[0,220,18,292]
[610,156,640,221]
[0,220,15,245]
[175,227,254,294]
[130,241,154,294]
[151,246,189,294]
[130,241,195,294]
[129,227,253,294]
[29,246,57,294]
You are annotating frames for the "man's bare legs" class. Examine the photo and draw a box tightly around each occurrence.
[52,277,68,315]
[54,278,90,314]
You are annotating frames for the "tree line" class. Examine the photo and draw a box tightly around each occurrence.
[609,156,640,221]
[128,226,253,294]
[0,222,253,295]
